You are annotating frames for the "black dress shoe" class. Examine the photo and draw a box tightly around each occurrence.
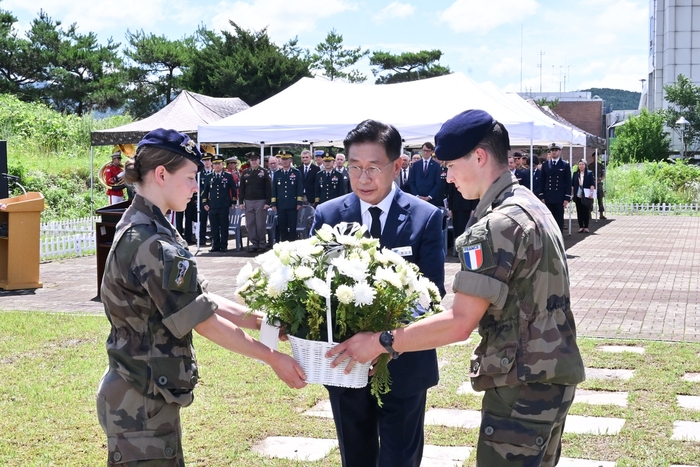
[600,214,607,220]
[210,247,220,252]
[220,247,228,252]
[248,247,258,253]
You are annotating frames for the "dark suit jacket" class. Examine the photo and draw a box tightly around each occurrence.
[572,169,595,199]
[513,169,531,190]
[409,158,442,203]
[538,158,572,203]
[311,189,445,397]
[299,164,320,200]
[394,167,412,192]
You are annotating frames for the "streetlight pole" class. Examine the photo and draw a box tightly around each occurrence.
[676,116,689,159]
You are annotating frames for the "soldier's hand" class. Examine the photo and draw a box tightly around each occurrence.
[563,201,569,208]
[263,204,269,210]
[269,351,307,388]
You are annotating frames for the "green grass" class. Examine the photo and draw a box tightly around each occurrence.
[1,311,700,466]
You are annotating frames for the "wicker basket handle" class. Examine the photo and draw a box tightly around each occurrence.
[325,265,334,344]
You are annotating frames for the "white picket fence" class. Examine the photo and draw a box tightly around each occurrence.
[40,217,96,260]
[606,203,700,215]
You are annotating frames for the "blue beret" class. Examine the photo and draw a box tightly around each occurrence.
[137,128,203,169]
[434,110,499,161]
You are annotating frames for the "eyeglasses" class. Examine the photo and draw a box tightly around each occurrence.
[347,161,394,179]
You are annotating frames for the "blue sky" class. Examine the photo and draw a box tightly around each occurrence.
[3,0,648,92]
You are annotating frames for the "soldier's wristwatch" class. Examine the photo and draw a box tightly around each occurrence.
[379,331,399,360]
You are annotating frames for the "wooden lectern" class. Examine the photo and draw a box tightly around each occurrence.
[0,192,45,290]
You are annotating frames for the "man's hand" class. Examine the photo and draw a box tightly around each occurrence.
[563,200,569,208]
[204,205,210,211]
[326,332,383,374]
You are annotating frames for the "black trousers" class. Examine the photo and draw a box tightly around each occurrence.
[327,385,427,467]
[545,202,565,229]
[208,208,229,250]
[277,208,297,242]
[574,197,591,228]
[198,206,209,243]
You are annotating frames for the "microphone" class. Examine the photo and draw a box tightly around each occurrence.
[1,173,19,180]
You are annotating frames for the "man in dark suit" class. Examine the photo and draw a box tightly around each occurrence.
[299,149,320,205]
[509,153,530,189]
[537,143,572,229]
[312,119,445,467]
[409,142,443,207]
[394,153,412,192]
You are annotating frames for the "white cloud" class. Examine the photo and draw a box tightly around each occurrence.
[373,2,415,23]
[595,0,647,33]
[438,0,540,34]
[211,0,357,41]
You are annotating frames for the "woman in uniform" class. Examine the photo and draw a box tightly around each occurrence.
[96,128,306,466]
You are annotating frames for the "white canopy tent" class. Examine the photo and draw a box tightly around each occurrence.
[198,73,580,147]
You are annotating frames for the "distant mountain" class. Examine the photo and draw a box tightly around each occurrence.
[579,88,641,112]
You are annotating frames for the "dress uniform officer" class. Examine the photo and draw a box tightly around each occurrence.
[314,153,345,205]
[202,154,235,252]
[197,153,214,244]
[271,150,302,242]
[240,152,271,252]
[537,143,572,230]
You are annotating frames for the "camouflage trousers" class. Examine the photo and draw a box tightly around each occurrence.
[476,383,577,467]
[96,368,185,467]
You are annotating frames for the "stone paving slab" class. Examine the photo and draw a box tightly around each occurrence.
[424,408,482,429]
[303,400,333,418]
[598,345,646,354]
[671,421,700,441]
[456,382,484,397]
[677,395,700,411]
[585,367,635,381]
[683,373,700,382]
[3,216,700,343]
[557,458,616,467]
[564,415,626,435]
[575,389,629,407]
[251,436,337,461]
[421,445,472,467]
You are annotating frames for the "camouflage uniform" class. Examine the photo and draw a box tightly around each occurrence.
[454,171,585,467]
[97,194,217,466]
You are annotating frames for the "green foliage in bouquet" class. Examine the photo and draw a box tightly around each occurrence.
[236,222,443,403]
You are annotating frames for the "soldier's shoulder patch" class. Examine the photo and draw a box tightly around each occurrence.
[167,255,195,291]
[463,242,491,270]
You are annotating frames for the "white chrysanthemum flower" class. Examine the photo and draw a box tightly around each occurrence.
[293,238,323,260]
[236,262,255,288]
[305,277,330,298]
[353,282,376,307]
[255,249,282,274]
[267,266,293,296]
[373,250,390,265]
[294,265,314,280]
[235,279,253,296]
[316,224,334,242]
[415,276,435,309]
[331,257,369,282]
[374,266,403,289]
[382,248,405,266]
[336,284,354,304]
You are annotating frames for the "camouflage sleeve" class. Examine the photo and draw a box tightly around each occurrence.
[452,214,524,307]
[132,237,217,339]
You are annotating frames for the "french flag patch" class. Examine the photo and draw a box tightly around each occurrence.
[463,244,483,270]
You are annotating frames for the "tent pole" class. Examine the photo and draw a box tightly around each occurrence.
[90,146,95,216]
[529,139,534,191]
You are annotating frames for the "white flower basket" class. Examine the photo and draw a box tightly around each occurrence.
[287,264,371,388]
[288,336,370,388]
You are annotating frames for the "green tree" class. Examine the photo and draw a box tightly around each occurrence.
[311,29,368,83]
[369,49,450,84]
[26,11,126,116]
[661,74,700,154]
[611,108,670,163]
[123,29,195,118]
[0,4,47,99]
[182,22,311,106]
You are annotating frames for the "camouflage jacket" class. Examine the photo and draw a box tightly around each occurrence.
[454,171,585,391]
[100,195,217,407]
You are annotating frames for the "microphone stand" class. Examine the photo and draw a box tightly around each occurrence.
[1,174,27,199]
